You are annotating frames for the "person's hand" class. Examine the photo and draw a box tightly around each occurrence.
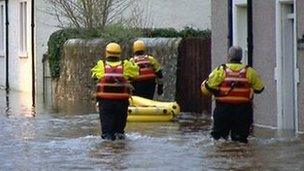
[157,83,163,95]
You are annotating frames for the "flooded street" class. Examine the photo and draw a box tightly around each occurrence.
[0,90,304,170]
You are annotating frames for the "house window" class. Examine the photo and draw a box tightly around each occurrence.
[19,1,27,54]
[0,3,5,55]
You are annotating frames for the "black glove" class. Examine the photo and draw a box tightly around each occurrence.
[157,83,163,95]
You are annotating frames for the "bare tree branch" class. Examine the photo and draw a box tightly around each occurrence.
[45,0,148,30]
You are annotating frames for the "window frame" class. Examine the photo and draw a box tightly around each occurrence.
[0,1,5,57]
[19,0,28,58]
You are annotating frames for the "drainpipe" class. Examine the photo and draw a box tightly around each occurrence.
[31,0,35,106]
[247,0,253,67]
[228,0,233,49]
[5,0,9,91]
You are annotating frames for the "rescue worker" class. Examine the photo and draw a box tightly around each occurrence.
[130,40,163,99]
[91,42,139,141]
[201,46,264,143]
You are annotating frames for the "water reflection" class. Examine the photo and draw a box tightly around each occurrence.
[5,90,10,116]
[2,90,36,117]
[90,140,131,170]
[203,141,254,170]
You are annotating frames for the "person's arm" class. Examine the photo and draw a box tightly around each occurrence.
[201,80,212,96]
[156,70,164,95]
[156,69,163,79]
[247,67,265,94]
[141,55,162,79]
[203,65,226,95]
[148,56,164,95]
[91,60,105,79]
[148,56,161,73]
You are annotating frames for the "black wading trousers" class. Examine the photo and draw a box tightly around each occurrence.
[211,102,253,143]
[131,79,156,99]
[98,99,129,140]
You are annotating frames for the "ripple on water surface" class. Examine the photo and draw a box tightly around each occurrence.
[1,90,304,170]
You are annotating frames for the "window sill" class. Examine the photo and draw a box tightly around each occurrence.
[19,52,28,58]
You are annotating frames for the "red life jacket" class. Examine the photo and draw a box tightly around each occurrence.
[215,65,252,104]
[96,62,130,100]
[133,55,156,81]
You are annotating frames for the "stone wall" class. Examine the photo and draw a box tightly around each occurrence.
[55,39,105,104]
[53,38,181,106]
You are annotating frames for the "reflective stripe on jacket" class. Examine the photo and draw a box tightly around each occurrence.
[133,55,156,81]
[215,65,252,104]
[96,62,130,100]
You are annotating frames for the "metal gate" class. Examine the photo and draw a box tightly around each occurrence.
[176,37,211,114]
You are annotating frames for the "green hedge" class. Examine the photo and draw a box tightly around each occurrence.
[47,26,211,78]
[47,28,101,78]
[144,27,211,38]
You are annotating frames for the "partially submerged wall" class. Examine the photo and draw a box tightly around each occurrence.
[51,37,212,113]
[55,39,104,104]
[54,38,181,105]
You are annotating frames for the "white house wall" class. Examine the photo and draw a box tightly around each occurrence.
[211,0,228,69]
[299,0,304,36]
[8,0,32,92]
[0,0,5,88]
[35,0,59,96]
[121,0,211,29]
[0,0,59,94]
[297,0,304,132]
[252,0,277,128]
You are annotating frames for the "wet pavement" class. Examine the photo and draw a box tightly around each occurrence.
[0,90,304,170]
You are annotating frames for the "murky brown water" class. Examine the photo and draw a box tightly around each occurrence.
[0,90,304,170]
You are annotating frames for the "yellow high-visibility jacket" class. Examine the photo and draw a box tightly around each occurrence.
[202,63,264,96]
[91,59,139,79]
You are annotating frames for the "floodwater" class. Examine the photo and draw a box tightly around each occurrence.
[0,90,304,171]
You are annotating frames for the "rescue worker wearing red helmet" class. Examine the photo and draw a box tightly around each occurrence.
[91,42,139,140]
[201,46,264,143]
[129,40,163,99]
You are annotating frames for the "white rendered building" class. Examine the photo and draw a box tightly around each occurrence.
[0,0,59,98]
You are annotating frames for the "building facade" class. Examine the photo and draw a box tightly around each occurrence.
[0,0,58,97]
[211,0,304,133]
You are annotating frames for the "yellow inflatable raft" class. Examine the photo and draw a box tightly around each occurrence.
[127,96,180,122]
